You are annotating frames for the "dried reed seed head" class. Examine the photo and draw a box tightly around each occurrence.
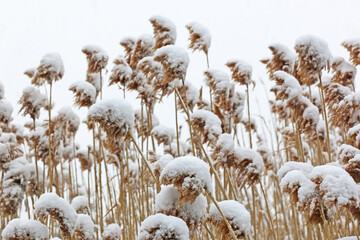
[137,56,163,85]
[69,81,96,108]
[212,133,238,169]
[149,15,177,51]
[235,147,264,187]
[102,224,123,240]
[176,81,199,112]
[342,39,360,66]
[120,37,136,64]
[151,154,174,180]
[54,106,80,134]
[0,185,24,216]
[160,156,212,205]
[138,213,190,240]
[151,125,175,146]
[34,193,78,240]
[155,185,207,231]
[154,45,189,85]
[294,35,331,86]
[323,82,360,129]
[76,149,93,171]
[109,55,132,88]
[164,140,192,157]
[348,124,360,149]
[0,100,14,124]
[331,57,356,87]
[103,138,125,162]
[240,115,257,132]
[18,86,48,120]
[185,22,211,54]
[1,219,49,240]
[32,53,64,86]
[337,144,360,164]
[310,165,359,209]
[191,109,222,145]
[75,214,95,240]
[0,143,10,169]
[129,34,154,69]
[87,99,134,140]
[226,60,252,85]
[208,200,251,240]
[23,68,36,79]
[82,45,109,73]
[261,43,296,79]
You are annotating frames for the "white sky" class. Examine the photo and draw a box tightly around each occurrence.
[1,0,360,145]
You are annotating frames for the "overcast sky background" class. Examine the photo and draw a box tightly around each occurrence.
[1,0,359,145]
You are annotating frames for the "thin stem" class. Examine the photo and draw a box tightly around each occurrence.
[246,84,253,148]
[129,131,160,192]
[174,91,180,157]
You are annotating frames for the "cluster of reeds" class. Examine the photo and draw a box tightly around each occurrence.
[1,16,360,240]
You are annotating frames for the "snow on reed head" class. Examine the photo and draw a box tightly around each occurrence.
[32,53,64,86]
[1,219,49,240]
[212,133,264,186]
[273,71,320,142]
[277,161,314,179]
[176,81,199,112]
[155,185,207,231]
[204,69,231,94]
[342,39,360,66]
[34,192,78,240]
[338,144,360,183]
[82,45,109,73]
[55,106,80,134]
[323,80,360,130]
[109,55,132,88]
[87,99,134,140]
[18,86,47,120]
[149,15,177,51]
[137,56,163,84]
[24,68,36,79]
[234,146,264,186]
[120,37,136,64]
[208,200,251,239]
[278,168,327,224]
[154,45,189,84]
[138,213,189,240]
[280,169,317,209]
[69,81,96,108]
[331,57,356,87]
[76,148,93,171]
[71,195,90,214]
[0,81,4,100]
[130,34,154,69]
[294,35,332,86]
[0,100,13,124]
[260,43,296,79]
[86,72,101,95]
[102,224,122,240]
[160,156,212,204]
[310,165,360,209]
[151,125,175,146]
[191,109,222,145]
[185,22,211,55]
[75,214,94,240]
[0,142,10,169]
[226,59,252,85]
[1,157,35,215]
[164,140,192,157]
